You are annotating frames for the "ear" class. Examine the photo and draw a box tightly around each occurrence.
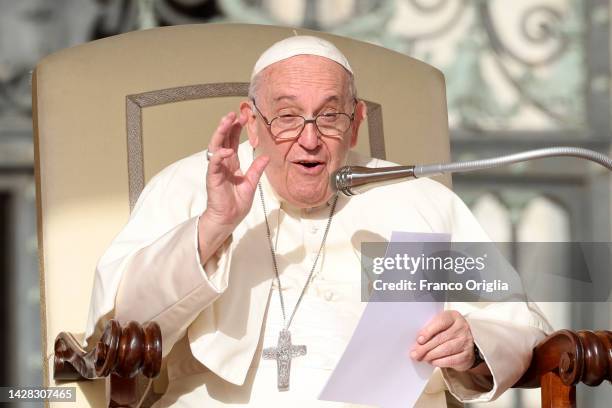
[240,100,259,148]
[350,100,367,148]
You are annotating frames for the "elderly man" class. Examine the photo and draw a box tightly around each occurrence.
[86,36,550,407]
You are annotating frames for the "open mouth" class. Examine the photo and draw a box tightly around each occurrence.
[295,160,324,168]
[292,160,326,174]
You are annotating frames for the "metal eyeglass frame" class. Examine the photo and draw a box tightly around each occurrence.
[251,98,357,140]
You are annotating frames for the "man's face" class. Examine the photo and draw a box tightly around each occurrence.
[242,55,366,208]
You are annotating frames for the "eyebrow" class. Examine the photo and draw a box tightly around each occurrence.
[273,95,297,103]
[271,94,342,105]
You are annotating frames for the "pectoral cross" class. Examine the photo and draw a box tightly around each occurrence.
[262,329,306,391]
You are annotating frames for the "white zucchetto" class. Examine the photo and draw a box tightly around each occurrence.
[251,35,353,80]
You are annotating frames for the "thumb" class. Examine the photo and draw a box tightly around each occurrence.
[244,155,270,189]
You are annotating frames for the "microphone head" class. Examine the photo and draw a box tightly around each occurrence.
[330,165,417,196]
[330,166,353,196]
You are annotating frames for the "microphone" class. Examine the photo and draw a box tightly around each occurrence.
[331,146,612,196]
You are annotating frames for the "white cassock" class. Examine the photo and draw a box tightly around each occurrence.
[85,141,551,407]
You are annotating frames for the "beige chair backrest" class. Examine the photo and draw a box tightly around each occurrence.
[34,23,450,406]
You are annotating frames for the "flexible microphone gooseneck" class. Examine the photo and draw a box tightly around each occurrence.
[331,147,612,196]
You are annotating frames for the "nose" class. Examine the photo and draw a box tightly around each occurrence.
[297,120,320,150]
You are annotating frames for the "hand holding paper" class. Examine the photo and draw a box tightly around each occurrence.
[410,310,476,372]
[319,232,449,408]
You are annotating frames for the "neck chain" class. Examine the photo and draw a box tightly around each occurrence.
[258,183,339,328]
[258,183,338,391]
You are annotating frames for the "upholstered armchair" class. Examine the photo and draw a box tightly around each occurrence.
[33,23,610,407]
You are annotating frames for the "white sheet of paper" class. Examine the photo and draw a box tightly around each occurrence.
[319,232,449,408]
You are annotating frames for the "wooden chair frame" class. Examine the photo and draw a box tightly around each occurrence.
[54,321,610,408]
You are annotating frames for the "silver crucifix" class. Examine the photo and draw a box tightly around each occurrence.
[262,329,307,391]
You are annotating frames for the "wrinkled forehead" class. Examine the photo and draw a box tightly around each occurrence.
[257,55,353,105]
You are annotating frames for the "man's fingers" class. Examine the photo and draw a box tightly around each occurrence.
[419,337,469,363]
[228,112,248,152]
[410,329,452,360]
[417,311,457,345]
[244,155,270,189]
[209,112,237,152]
[207,148,234,174]
[429,350,472,370]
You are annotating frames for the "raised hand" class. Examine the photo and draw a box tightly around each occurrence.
[198,111,269,266]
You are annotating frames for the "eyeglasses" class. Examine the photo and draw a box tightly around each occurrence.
[251,99,356,140]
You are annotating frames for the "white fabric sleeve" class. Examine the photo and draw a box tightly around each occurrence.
[114,216,232,356]
[84,155,231,356]
[438,189,552,401]
[441,303,550,402]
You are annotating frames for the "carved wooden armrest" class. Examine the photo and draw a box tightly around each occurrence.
[513,329,611,408]
[54,320,162,408]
